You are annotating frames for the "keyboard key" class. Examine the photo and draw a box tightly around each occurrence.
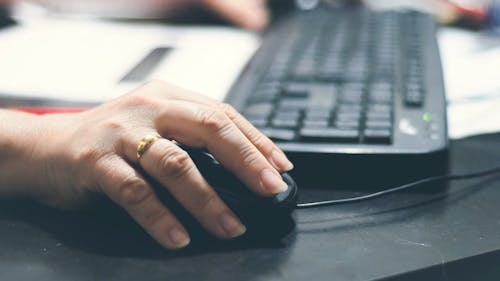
[265,68,286,80]
[284,82,310,97]
[300,128,359,142]
[274,111,301,119]
[366,113,392,123]
[369,84,392,103]
[365,120,392,129]
[261,128,296,141]
[272,111,301,128]
[318,67,343,80]
[338,104,363,113]
[340,94,364,104]
[248,90,279,103]
[248,117,268,128]
[343,82,365,91]
[305,108,331,119]
[259,81,282,90]
[303,119,329,128]
[369,96,392,104]
[371,82,393,91]
[363,129,392,144]
[336,113,362,122]
[271,119,300,128]
[367,104,391,113]
[405,90,424,107]
[279,98,308,110]
[243,103,273,118]
[336,120,360,129]
[291,65,315,79]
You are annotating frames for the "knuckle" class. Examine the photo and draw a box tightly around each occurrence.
[100,118,125,133]
[198,109,233,136]
[117,176,152,206]
[198,109,228,130]
[118,94,161,116]
[74,146,107,164]
[219,102,238,118]
[249,130,269,148]
[143,208,170,229]
[193,191,218,214]
[240,145,261,170]
[159,148,192,181]
[125,94,156,108]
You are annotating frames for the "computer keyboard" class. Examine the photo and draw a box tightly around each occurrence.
[226,6,448,185]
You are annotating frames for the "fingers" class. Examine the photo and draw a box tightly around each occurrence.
[141,80,293,173]
[203,0,269,31]
[131,137,247,239]
[151,100,289,196]
[93,80,294,247]
[95,155,191,250]
[219,103,294,172]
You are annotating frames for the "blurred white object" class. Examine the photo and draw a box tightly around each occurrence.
[0,5,260,103]
[439,27,500,139]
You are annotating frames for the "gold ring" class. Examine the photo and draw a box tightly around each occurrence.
[137,134,161,161]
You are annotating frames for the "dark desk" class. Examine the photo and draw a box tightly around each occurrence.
[1,134,500,281]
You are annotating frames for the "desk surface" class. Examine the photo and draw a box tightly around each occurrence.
[1,133,500,281]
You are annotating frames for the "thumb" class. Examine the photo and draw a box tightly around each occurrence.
[203,0,269,31]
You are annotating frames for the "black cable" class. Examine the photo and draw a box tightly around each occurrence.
[296,166,500,209]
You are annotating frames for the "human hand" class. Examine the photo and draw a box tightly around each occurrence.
[28,80,293,249]
[198,0,270,31]
[31,0,270,31]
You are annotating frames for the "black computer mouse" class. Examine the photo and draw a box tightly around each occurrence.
[152,146,298,245]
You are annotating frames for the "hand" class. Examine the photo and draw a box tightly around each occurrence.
[29,80,293,249]
[199,0,270,31]
[31,0,270,31]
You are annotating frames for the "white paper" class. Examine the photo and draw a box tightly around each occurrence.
[0,4,260,103]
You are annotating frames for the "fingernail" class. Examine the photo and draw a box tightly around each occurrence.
[271,150,294,172]
[220,212,246,238]
[261,169,288,194]
[169,227,190,248]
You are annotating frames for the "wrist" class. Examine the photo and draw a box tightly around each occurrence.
[27,112,82,206]
[0,110,51,197]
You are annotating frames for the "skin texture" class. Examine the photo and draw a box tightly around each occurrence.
[0,80,294,249]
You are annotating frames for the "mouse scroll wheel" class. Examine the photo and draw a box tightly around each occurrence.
[202,152,220,165]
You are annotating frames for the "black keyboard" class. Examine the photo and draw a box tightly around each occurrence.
[226,6,448,185]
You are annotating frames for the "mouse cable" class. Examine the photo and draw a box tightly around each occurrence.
[295,165,500,209]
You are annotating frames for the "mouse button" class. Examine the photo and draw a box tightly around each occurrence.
[271,174,298,204]
[190,155,219,173]
[282,173,296,188]
[211,186,242,205]
[274,190,291,202]
[180,146,219,170]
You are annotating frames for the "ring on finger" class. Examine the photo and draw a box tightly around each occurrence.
[136,133,162,161]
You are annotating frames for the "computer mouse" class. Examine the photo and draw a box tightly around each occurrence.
[152,146,298,245]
